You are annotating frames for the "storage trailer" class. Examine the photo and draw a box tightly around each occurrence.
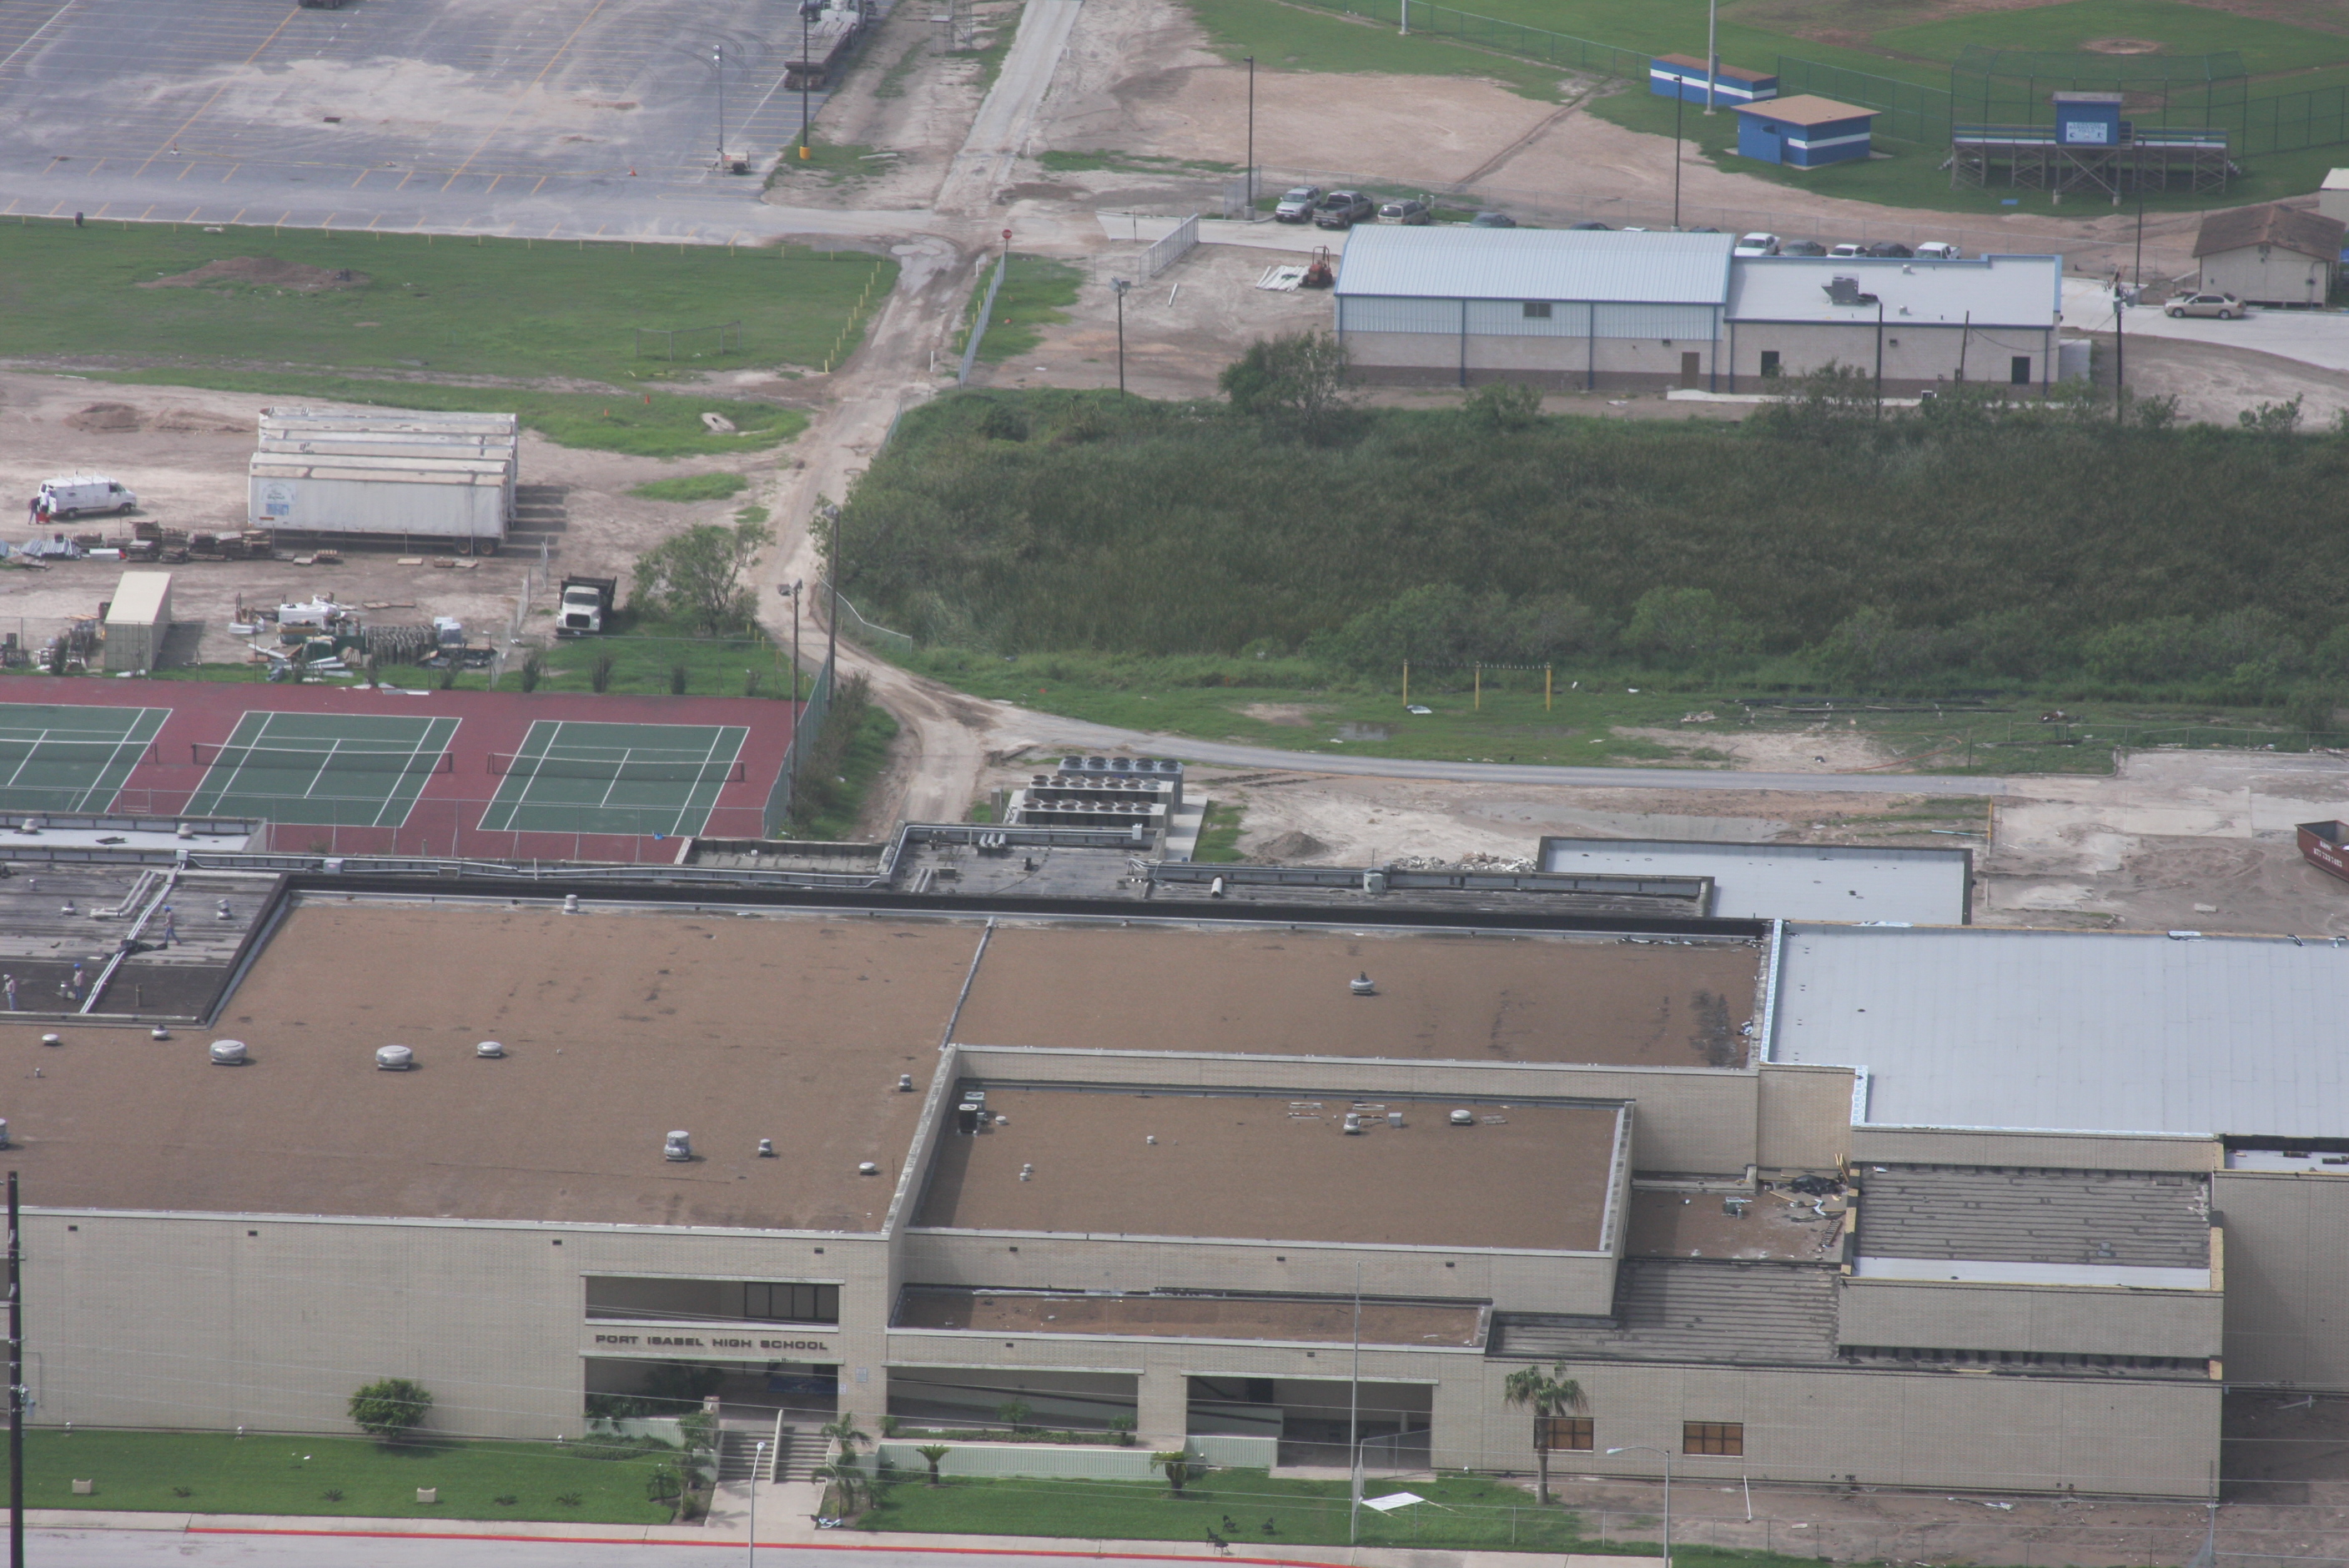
[249,453,511,549]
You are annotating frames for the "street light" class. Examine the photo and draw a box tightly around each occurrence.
[1607,1446,1674,1568]
[800,1,816,158]
[1672,86,1684,229]
[713,44,725,166]
[748,1438,768,1563]
[1110,277,1131,395]
[1245,57,1256,216]
[1704,0,1718,112]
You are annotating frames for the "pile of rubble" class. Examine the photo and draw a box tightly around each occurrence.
[1384,852,1538,874]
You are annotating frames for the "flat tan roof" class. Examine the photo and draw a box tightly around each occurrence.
[1625,1188,1840,1262]
[954,923,1763,1068]
[3,902,980,1229]
[913,1085,1622,1250]
[894,1288,1487,1347]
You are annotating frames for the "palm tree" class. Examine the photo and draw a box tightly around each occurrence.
[1501,1363,1587,1505]
[1151,1450,1199,1497]
[916,1443,952,1485]
[813,1460,867,1516]
[820,1410,873,1458]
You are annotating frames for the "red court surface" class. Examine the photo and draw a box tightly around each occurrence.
[0,676,802,862]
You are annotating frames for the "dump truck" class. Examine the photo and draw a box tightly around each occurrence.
[556,575,618,636]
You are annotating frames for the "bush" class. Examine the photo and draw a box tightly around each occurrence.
[348,1378,434,1444]
[631,473,749,503]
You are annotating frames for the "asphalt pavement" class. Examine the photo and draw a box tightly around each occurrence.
[2060,278,2349,376]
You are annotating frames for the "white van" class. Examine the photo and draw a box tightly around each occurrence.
[38,475,136,520]
[1913,242,1961,260]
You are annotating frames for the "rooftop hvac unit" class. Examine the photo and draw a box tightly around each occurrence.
[375,1044,415,1071]
[665,1130,693,1162]
[209,1039,249,1066]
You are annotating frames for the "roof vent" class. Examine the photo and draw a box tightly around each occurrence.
[209,1039,248,1066]
[1350,972,1376,996]
[375,1044,415,1071]
[175,822,194,840]
[898,1073,914,1092]
[0,1118,10,1148]
[1342,1113,1363,1134]
[1449,1108,1475,1126]
[858,1159,880,1175]
[757,1138,777,1158]
[150,1027,170,1041]
[1019,1163,1034,1180]
[475,1040,505,1058]
[665,1130,693,1162]
[38,1033,61,1048]
[1387,1111,1404,1128]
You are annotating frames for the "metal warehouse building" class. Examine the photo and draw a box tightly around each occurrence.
[1333,228,1735,390]
[1725,252,2062,394]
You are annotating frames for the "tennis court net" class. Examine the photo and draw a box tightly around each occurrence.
[192,742,456,773]
[488,751,747,784]
[0,737,158,766]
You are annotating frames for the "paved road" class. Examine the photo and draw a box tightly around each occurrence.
[2061,279,2349,376]
[1009,711,2016,795]
[933,0,1081,215]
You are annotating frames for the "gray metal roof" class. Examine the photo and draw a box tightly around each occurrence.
[1538,837,1969,923]
[1334,227,1735,305]
[1773,925,2349,1138]
[1727,253,2062,328]
[1854,1166,2210,1267]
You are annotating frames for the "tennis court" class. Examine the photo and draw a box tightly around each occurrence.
[479,720,751,838]
[0,705,168,813]
[184,711,460,827]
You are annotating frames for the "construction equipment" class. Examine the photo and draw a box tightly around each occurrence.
[1300,247,1335,289]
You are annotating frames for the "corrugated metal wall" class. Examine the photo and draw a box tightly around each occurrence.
[1343,297,1718,340]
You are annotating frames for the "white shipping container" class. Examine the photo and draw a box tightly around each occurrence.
[102,569,173,672]
[261,407,518,437]
[249,455,510,543]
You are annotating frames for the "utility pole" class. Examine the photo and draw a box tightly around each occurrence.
[822,505,840,689]
[800,8,813,158]
[713,44,724,166]
[9,1170,23,1568]
[1111,278,1131,394]
[2133,177,2147,290]
[1672,88,1685,229]
[1705,0,1718,112]
[1245,58,1256,214]
[2115,283,2125,424]
[1346,1261,1362,1544]
[1874,296,1885,418]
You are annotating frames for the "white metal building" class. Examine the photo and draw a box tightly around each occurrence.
[1332,228,1737,390]
[1724,254,2062,394]
[1539,837,1972,923]
[2192,204,2344,308]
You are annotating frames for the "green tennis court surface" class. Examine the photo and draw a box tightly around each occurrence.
[0,706,167,813]
[479,720,750,837]
[185,711,460,827]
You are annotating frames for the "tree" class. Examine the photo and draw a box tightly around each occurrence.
[1624,587,1753,665]
[632,512,774,635]
[814,1460,868,1516]
[915,1443,952,1485]
[1150,1450,1200,1497]
[348,1377,434,1445]
[646,1462,686,1507]
[820,1410,873,1457]
[1501,1363,1586,1505]
[1219,330,1353,440]
[1465,380,1543,432]
[996,1398,1033,1432]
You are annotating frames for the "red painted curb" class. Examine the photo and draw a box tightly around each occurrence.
[179,1526,1335,1565]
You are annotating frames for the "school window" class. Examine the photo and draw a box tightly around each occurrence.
[1683,1421,1743,1456]
[746,1283,840,1323]
[2009,355,2033,385]
[1759,350,1782,378]
[1539,1417,1595,1451]
[1522,301,1552,319]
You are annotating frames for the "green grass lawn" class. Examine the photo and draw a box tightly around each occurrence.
[0,219,894,387]
[764,138,887,188]
[785,699,902,839]
[631,472,751,502]
[1871,0,2349,74]
[958,254,1087,364]
[1193,801,1248,860]
[1181,0,1577,98]
[16,1430,673,1524]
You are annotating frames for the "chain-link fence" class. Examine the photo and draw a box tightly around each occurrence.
[1280,0,1648,81]
[763,651,833,835]
[1775,58,1953,148]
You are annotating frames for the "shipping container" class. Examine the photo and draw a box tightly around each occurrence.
[2296,821,2349,886]
[101,569,173,672]
[248,453,511,545]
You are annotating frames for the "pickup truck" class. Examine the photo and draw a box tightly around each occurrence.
[557,575,618,636]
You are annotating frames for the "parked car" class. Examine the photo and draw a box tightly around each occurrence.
[1913,241,1960,260]
[2167,291,2246,319]
[1567,219,1612,230]
[1273,185,1323,223]
[1781,239,1828,257]
[1378,199,1432,224]
[1827,242,1866,259]
[1469,211,1517,228]
[1866,241,1914,259]
[1686,225,1722,234]
[1313,190,1375,229]
[1733,232,1781,256]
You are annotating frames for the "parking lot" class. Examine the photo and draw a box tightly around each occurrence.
[0,0,893,237]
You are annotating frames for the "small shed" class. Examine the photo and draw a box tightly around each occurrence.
[2317,169,2349,227]
[1649,53,1777,106]
[2051,91,2125,148]
[1732,95,1876,168]
[2193,203,2344,307]
[101,570,172,673]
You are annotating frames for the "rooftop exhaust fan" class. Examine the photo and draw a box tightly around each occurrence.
[209,1039,248,1066]
[758,1138,777,1158]
[665,1130,693,1162]
[1350,972,1376,996]
[375,1044,415,1071]
[475,1041,505,1058]
[859,1160,880,1175]
[1449,1108,1475,1126]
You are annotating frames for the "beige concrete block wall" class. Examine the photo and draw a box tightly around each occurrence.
[1449,1357,2218,1496]
[27,1211,891,1439]
[1336,333,1713,391]
[2212,1171,2349,1387]
[1852,1128,2219,1172]
[1837,1279,2222,1358]
[898,1230,1616,1316]
[1754,1064,1854,1173]
[1726,322,2052,391]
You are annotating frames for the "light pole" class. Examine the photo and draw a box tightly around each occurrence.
[1245,57,1256,216]
[1672,87,1684,229]
[1704,0,1718,112]
[800,4,813,158]
[713,44,724,166]
[1874,295,1885,418]
[2115,280,2125,424]
[748,1438,767,1562]
[2133,175,2147,290]
[821,505,840,685]
[1111,277,1131,394]
[1607,1446,1674,1568]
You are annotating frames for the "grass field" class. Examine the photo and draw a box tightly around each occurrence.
[18,1430,673,1524]
[957,254,1088,364]
[1871,0,2349,74]
[631,473,751,502]
[0,216,892,390]
[1181,0,1576,97]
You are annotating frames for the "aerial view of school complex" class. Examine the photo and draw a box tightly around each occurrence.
[2,0,2349,1563]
